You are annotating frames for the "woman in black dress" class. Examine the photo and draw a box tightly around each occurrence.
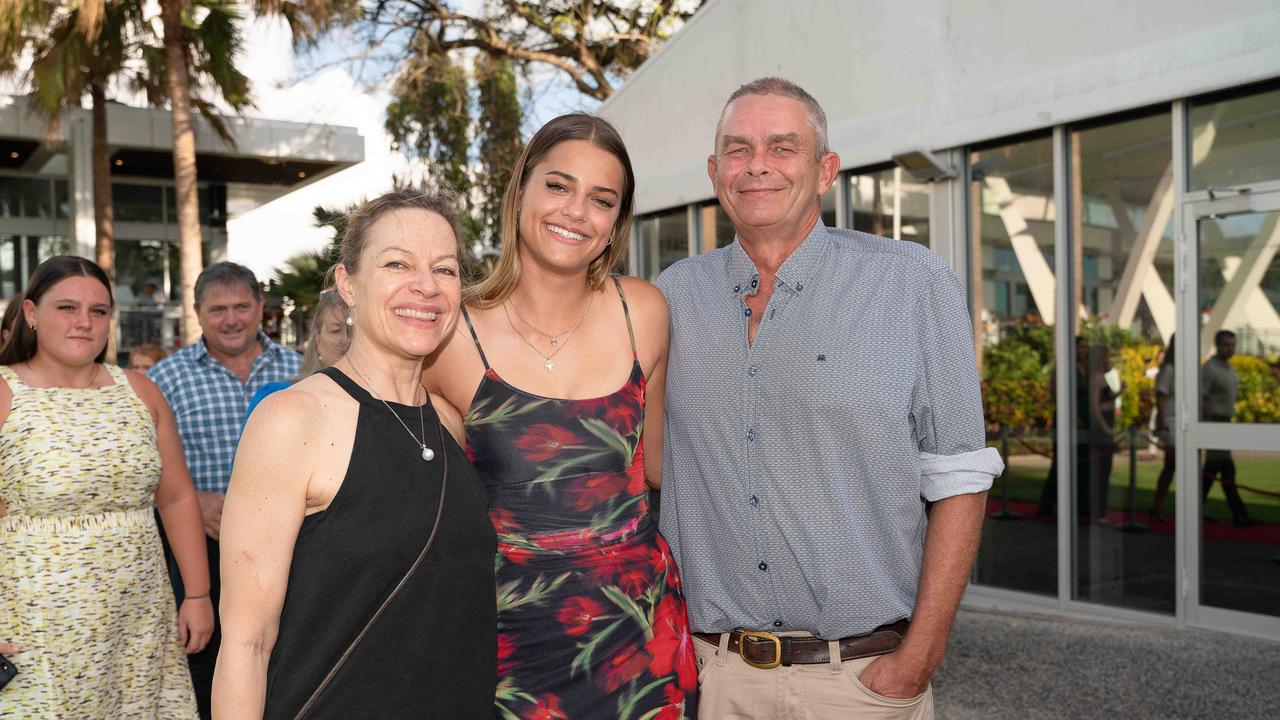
[213,190,496,720]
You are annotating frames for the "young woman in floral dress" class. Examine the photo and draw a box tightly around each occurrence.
[424,113,696,719]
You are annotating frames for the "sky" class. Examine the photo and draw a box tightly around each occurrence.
[227,12,599,282]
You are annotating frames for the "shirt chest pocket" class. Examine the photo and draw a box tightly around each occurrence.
[791,333,914,427]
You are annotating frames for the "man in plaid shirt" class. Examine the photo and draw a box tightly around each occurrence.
[149,261,300,719]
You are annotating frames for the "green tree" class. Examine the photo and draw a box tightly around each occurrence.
[153,0,356,343]
[146,0,255,342]
[385,45,473,204]
[475,55,523,245]
[355,1,705,245]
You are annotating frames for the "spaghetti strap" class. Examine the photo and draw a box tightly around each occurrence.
[611,276,638,362]
[460,306,492,370]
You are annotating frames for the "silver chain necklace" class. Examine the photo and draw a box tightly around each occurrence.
[502,293,592,373]
[345,358,436,462]
[508,294,592,348]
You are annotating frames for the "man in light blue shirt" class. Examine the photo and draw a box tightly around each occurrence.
[149,261,300,719]
[656,78,1002,719]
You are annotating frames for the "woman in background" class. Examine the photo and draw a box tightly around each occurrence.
[1,293,22,347]
[129,343,169,374]
[0,256,211,718]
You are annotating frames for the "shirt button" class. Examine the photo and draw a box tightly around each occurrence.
[744,308,752,317]
[758,562,768,572]
[734,284,741,293]
[747,366,758,377]
[750,495,759,507]
[746,429,756,441]
[795,283,803,292]
[751,278,758,288]
[773,619,784,627]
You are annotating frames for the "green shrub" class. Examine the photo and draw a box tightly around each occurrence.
[1232,354,1280,423]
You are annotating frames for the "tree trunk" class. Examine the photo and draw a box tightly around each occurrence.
[161,0,203,345]
[90,80,118,364]
[90,81,113,278]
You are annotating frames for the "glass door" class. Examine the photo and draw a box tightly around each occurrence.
[1181,188,1280,638]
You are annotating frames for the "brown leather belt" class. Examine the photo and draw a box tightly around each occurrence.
[694,619,910,670]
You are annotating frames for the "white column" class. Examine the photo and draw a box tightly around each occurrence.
[67,111,95,260]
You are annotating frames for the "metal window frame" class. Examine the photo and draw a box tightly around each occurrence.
[1178,182,1280,642]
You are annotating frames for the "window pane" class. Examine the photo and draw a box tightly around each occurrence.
[0,178,17,218]
[1196,211,1280,424]
[0,176,53,218]
[115,239,170,307]
[1199,448,1280,618]
[969,136,1057,596]
[166,184,226,226]
[0,235,18,298]
[54,180,70,219]
[27,235,72,267]
[1190,86,1280,191]
[1070,112,1176,614]
[820,186,836,228]
[637,208,688,281]
[19,177,52,218]
[848,167,930,246]
[113,183,164,223]
[698,202,737,252]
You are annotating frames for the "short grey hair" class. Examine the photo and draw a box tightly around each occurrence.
[715,77,830,158]
[194,261,262,307]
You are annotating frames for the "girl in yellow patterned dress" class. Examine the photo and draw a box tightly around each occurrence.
[0,256,213,718]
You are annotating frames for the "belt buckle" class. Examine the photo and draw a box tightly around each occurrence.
[738,630,782,669]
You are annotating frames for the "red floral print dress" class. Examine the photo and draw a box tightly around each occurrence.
[462,279,697,720]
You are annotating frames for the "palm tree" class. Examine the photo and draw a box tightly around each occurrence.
[1,0,146,279]
[154,0,250,342]
[156,0,354,342]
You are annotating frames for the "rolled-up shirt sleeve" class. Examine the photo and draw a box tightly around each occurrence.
[911,259,1004,501]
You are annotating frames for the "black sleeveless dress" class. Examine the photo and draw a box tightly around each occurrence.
[261,367,497,720]
[463,279,697,720]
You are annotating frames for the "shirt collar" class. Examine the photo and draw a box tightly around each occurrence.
[726,218,831,296]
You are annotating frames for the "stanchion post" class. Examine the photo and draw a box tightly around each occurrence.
[1120,425,1147,532]
[993,424,1021,520]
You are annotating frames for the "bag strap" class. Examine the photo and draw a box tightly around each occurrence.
[292,419,451,720]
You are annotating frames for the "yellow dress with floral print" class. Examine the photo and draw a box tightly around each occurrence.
[0,364,197,719]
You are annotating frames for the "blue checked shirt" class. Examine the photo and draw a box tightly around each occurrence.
[655,220,1003,640]
[149,333,301,494]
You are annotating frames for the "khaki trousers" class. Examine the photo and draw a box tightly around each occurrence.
[693,634,934,720]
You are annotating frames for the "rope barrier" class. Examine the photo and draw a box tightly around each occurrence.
[1235,483,1280,499]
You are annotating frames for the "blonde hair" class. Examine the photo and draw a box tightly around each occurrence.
[296,291,351,377]
[465,113,635,308]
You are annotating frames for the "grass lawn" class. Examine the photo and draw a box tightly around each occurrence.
[993,450,1280,525]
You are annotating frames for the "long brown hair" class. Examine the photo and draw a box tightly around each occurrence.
[0,256,115,365]
[465,112,636,308]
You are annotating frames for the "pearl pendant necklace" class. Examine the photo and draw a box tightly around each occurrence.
[346,358,436,463]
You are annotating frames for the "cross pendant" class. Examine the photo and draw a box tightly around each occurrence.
[544,358,555,372]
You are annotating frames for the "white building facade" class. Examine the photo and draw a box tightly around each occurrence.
[602,0,1280,640]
